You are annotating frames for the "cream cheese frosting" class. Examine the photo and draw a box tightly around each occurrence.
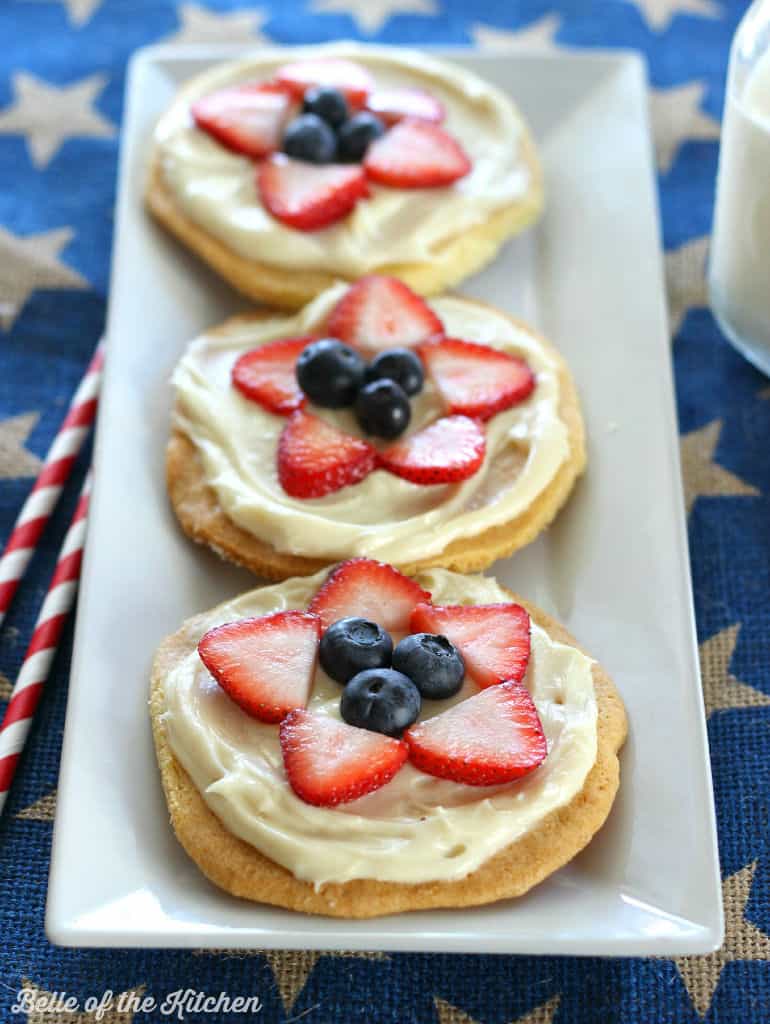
[172,285,570,564]
[153,42,536,276]
[161,568,598,887]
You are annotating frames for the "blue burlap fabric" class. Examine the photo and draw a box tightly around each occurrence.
[1,2,768,1021]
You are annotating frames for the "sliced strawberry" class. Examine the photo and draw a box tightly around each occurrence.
[405,680,546,786]
[232,336,312,415]
[276,59,375,106]
[277,410,376,498]
[364,118,471,189]
[419,337,535,421]
[280,708,408,806]
[366,87,445,126]
[379,415,485,485]
[410,601,531,688]
[198,611,321,724]
[326,275,444,352]
[258,155,368,231]
[309,557,431,632]
[192,82,293,158]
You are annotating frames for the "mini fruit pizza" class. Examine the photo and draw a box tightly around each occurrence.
[167,276,585,579]
[150,560,626,917]
[146,43,543,308]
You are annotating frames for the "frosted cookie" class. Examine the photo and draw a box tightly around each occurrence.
[146,42,543,308]
[167,277,585,579]
[150,561,627,917]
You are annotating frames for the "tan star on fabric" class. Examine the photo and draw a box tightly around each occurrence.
[17,788,57,822]
[0,72,114,169]
[471,15,562,52]
[680,419,758,516]
[666,235,710,337]
[675,862,770,1017]
[435,994,561,1024]
[0,226,87,331]
[0,672,11,701]
[700,624,770,717]
[0,412,43,479]
[759,386,770,400]
[162,3,271,44]
[193,948,387,1012]
[310,0,437,35]
[624,0,721,31]
[649,82,720,174]
[22,0,103,26]
[18,980,146,1024]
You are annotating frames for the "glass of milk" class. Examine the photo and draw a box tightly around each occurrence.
[710,0,770,375]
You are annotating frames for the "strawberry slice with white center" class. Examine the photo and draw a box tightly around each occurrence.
[326,275,444,352]
[364,118,471,188]
[280,708,408,806]
[277,410,377,498]
[410,601,531,687]
[404,680,547,786]
[419,337,535,420]
[198,610,321,724]
[192,82,293,159]
[309,557,432,632]
[231,336,312,415]
[276,59,375,106]
[258,154,369,231]
[366,87,445,126]
[379,415,485,486]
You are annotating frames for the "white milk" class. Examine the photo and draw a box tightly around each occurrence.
[710,45,770,375]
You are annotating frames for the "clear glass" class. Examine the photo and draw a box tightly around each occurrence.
[709,0,770,376]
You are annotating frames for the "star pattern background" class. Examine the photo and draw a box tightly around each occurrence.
[0,1,768,1023]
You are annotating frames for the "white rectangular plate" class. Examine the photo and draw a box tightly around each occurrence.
[47,45,723,954]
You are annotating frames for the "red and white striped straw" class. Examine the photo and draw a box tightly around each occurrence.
[0,344,103,629]
[0,472,91,816]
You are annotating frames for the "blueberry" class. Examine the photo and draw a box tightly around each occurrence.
[303,86,349,129]
[341,668,421,737]
[296,338,367,408]
[337,112,386,162]
[354,379,411,439]
[392,633,465,700]
[319,617,393,684]
[282,114,336,164]
[366,348,424,397]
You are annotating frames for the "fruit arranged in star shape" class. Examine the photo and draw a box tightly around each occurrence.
[197,610,321,724]
[227,276,537,497]
[190,59,471,230]
[196,559,544,806]
[279,708,408,807]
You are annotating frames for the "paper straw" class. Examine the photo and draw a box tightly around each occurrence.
[0,344,103,628]
[0,473,91,816]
